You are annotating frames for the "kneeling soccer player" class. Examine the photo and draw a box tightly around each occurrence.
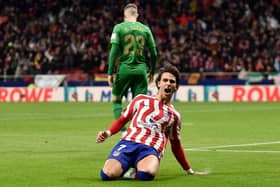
[96,64,208,181]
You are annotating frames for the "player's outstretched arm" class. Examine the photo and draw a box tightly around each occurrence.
[96,130,111,143]
[169,133,209,176]
[96,115,130,143]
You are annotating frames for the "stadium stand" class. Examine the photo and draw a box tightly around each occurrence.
[0,0,280,85]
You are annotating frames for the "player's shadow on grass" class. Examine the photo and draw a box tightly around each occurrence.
[66,173,205,183]
[66,175,179,183]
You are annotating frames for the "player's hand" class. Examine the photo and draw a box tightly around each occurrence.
[96,131,110,143]
[186,169,209,175]
[191,171,209,175]
[108,75,114,87]
[148,74,154,84]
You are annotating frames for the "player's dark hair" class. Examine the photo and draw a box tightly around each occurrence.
[155,63,180,89]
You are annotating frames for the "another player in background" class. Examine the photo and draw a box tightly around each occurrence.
[107,3,158,131]
[96,64,208,181]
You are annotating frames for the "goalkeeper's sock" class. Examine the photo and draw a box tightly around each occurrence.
[113,101,126,132]
[113,101,122,119]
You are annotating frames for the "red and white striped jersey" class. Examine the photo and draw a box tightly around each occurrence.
[121,94,182,155]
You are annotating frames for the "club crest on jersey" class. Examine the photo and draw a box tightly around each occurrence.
[149,118,155,123]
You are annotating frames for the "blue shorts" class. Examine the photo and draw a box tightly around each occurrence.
[107,140,160,174]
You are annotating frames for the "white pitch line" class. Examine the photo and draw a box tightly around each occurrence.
[180,106,280,114]
[213,149,280,153]
[186,149,280,153]
[185,141,280,150]
[0,113,112,121]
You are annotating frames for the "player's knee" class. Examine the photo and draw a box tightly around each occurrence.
[101,169,120,181]
[100,169,112,181]
[136,171,155,181]
[100,168,123,181]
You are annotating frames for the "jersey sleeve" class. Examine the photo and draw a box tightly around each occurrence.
[149,46,157,75]
[108,25,120,75]
[168,113,192,171]
[108,43,119,75]
[146,26,156,48]
[108,115,130,135]
[122,94,142,118]
[110,25,120,44]
[146,26,157,75]
[107,95,141,135]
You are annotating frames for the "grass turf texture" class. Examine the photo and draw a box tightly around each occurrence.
[0,102,280,187]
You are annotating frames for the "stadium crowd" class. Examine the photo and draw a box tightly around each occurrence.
[1,0,280,82]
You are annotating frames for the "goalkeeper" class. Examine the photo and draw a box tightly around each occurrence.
[107,3,158,130]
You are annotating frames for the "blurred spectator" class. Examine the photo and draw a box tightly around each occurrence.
[274,55,280,72]
[0,0,280,82]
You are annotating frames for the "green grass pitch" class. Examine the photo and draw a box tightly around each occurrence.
[0,102,280,187]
